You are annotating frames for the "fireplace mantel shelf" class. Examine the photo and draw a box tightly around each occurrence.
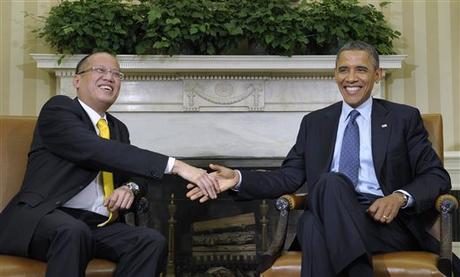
[31,54,406,73]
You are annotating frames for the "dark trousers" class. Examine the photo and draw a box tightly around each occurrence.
[28,208,167,277]
[297,172,417,277]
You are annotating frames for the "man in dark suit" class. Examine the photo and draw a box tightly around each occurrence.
[186,41,451,276]
[0,52,220,277]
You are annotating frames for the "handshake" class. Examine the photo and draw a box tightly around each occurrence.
[173,160,239,203]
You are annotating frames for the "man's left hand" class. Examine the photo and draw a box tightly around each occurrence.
[367,193,406,223]
[104,185,135,212]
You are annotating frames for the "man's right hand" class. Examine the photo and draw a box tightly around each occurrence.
[186,163,239,203]
[172,160,220,199]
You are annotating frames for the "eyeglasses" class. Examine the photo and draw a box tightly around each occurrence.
[77,66,125,80]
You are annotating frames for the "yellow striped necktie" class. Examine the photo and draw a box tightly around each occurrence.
[96,118,117,227]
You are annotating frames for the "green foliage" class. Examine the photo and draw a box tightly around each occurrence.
[235,0,314,56]
[138,0,243,55]
[298,0,401,54]
[38,0,140,54]
[37,0,401,55]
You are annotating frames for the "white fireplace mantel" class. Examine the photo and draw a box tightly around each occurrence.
[31,54,406,162]
[32,54,406,73]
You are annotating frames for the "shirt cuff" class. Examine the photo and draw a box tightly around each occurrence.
[164,157,176,174]
[395,189,414,209]
[232,170,243,192]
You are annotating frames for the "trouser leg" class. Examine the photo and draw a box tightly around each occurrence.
[28,209,94,277]
[298,172,417,276]
[303,172,372,274]
[93,223,167,277]
[297,210,336,277]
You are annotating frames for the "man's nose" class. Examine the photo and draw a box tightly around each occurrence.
[346,70,357,82]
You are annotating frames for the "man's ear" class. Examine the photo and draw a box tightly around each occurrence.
[374,68,383,83]
[73,74,80,89]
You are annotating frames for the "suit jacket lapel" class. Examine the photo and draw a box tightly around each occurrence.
[74,98,96,133]
[321,102,342,174]
[371,100,390,190]
[106,114,120,141]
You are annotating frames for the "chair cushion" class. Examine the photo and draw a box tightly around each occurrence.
[373,251,443,277]
[0,116,37,211]
[261,251,443,277]
[260,252,301,277]
[0,255,116,277]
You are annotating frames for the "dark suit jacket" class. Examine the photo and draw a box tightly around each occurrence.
[236,98,451,251]
[0,95,169,256]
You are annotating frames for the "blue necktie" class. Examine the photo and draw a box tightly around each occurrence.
[339,110,360,186]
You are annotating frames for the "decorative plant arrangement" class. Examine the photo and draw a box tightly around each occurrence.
[36,0,400,56]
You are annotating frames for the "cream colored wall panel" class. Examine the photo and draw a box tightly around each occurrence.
[0,0,11,115]
[1,0,56,116]
[401,1,417,108]
[384,0,406,104]
[413,1,430,111]
[426,1,440,112]
[438,1,455,151]
[23,0,38,115]
[9,1,25,115]
[452,1,460,150]
[34,1,56,114]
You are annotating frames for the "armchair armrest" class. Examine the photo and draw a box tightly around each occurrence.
[278,193,308,210]
[435,194,458,276]
[123,196,150,227]
[257,193,307,273]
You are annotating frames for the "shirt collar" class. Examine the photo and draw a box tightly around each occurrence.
[78,98,107,129]
[341,96,373,122]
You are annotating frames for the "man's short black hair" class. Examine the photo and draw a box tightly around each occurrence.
[75,54,92,74]
[335,41,380,69]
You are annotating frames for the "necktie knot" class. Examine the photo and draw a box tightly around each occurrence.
[97,119,110,139]
[348,110,360,124]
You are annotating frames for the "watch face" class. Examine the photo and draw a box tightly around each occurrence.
[128,182,139,194]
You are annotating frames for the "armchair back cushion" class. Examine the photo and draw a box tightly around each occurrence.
[0,116,36,211]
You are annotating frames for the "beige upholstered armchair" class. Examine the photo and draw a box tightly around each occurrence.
[260,114,459,277]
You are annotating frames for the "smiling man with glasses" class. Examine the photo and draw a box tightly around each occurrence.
[0,52,220,277]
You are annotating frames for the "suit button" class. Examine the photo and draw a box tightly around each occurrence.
[55,201,61,206]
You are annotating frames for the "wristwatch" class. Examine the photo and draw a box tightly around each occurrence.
[126,182,140,196]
